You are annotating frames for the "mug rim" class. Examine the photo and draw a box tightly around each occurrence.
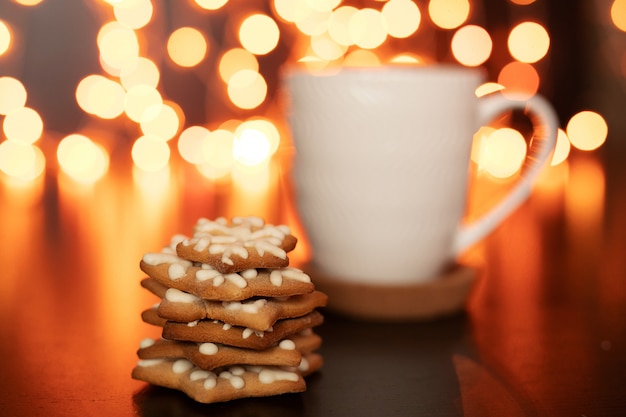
[282,64,486,80]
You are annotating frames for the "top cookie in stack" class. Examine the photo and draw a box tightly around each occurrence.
[132,216,327,404]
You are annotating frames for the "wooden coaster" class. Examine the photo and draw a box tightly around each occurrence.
[302,263,478,321]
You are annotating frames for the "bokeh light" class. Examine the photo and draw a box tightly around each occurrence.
[218,48,258,83]
[239,118,280,156]
[199,128,235,178]
[295,8,331,37]
[471,126,495,164]
[475,82,505,97]
[566,111,608,151]
[76,75,126,119]
[14,0,44,5]
[97,21,139,70]
[194,0,228,11]
[140,103,181,141]
[178,125,211,164]
[57,134,109,183]
[389,53,426,64]
[120,57,160,90]
[113,0,153,29]
[0,20,11,56]
[167,27,208,67]
[0,77,27,115]
[349,8,388,49]
[3,107,43,144]
[227,70,267,109]
[233,127,272,166]
[308,0,341,13]
[124,85,163,122]
[0,140,37,178]
[273,0,311,23]
[311,32,348,61]
[497,61,539,99]
[428,0,470,30]
[328,6,358,46]
[551,128,571,166]
[451,25,492,67]
[343,49,381,67]
[611,0,626,32]
[132,135,170,172]
[382,0,421,39]
[0,0,610,188]
[479,128,527,178]
[239,14,280,55]
[508,21,550,63]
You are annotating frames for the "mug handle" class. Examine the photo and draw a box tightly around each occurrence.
[452,93,559,255]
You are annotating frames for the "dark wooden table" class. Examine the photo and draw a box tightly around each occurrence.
[0,150,624,417]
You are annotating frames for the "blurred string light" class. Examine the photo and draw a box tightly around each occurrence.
[193,0,229,11]
[428,0,470,30]
[167,27,208,67]
[0,77,27,115]
[57,134,109,183]
[0,76,45,181]
[508,21,550,63]
[497,61,540,99]
[0,20,11,56]
[13,0,45,5]
[451,25,492,67]
[239,14,280,55]
[218,48,259,82]
[611,0,626,32]
[0,0,615,185]
[113,0,153,29]
[566,111,608,151]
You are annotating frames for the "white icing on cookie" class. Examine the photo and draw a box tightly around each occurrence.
[183,216,292,265]
[199,342,219,355]
[142,252,192,281]
[172,359,194,374]
[219,370,245,389]
[222,299,267,314]
[278,339,296,350]
[137,359,164,367]
[165,288,200,304]
[139,338,155,349]
[190,369,212,381]
[258,369,299,384]
[203,374,218,389]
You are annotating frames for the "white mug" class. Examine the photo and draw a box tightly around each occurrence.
[283,65,558,285]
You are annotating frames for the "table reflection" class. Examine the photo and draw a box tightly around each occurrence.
[1,148,625,416]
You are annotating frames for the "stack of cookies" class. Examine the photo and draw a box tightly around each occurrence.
[132,216,327,404]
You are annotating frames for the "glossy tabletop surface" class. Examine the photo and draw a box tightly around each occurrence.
[1,149,625,417]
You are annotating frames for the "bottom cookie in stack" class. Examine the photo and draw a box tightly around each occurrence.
[132,217,327,404]
[134,284,326,403]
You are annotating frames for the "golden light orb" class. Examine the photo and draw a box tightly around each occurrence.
[178,125,211,164]
[167,27,208,67]
[3,107,43,144]
[566,111,608,151]
[0,77,27,115]
[508,21,550,63]
[132,135,170,172]
[227,70,267,110]
[57,134,109,183]
[451,25,492,67]
[349,8,388,49]
[0,20,11,56]
[428,0,470,30]
[239,14,280,55]
[382,0,421,39]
